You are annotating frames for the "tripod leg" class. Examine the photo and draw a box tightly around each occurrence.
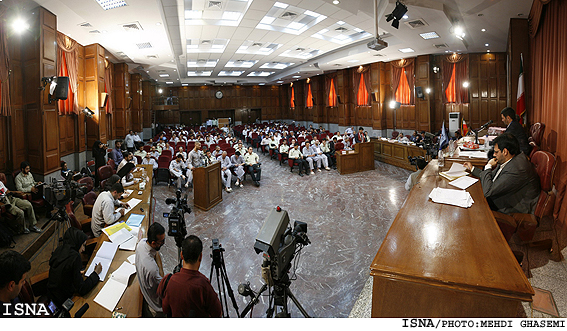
[219,258,240,316]
[286,288,311,318]
[214,265,228,317]
[239,283,268,318]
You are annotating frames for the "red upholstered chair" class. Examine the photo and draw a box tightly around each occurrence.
[143,145,151,152]
[107,159,117,173]
[226,147,235,157]
[11,170,45,209]
[77,176,94,193]
[335,142,344,151]
[528,123,545,145]
[493,151,556,251]
[96,165,114,185]
[155,156,172,186]
[81,191,98,218]
[161,149,172,160]
[135,155,142,165]
[65,202,97,251]
[175,142,186,151]
[288,158,296,172]
[0,173,17,223]
[392,131,399,139]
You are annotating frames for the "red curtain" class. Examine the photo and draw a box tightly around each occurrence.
[395,70,411,104]
[391,59,414,105]
[529,0,567,224]
[56,32,79,114]
[327,78,337,107]
[357,73,369,106]
[445,63,456,103]
[354,66,370,106]
[0,20,11,116]
[104,61,113,114]
[442,54,469,104]
[306,83,313,108]
[290,84,295,108]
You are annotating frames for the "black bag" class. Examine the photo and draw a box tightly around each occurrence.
[0,222,16,248]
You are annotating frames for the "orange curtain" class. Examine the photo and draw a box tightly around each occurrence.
[104,61,113,114]
[445,63,456,103]
[57,54,75,115]
[357,73,369,106]
[529,0,567,224]
[306,84,313,108]
[56,32,79,114]
[0,20,11,116]
[328,78,337,107]
[290,85,295,108]
[395,70,411,104]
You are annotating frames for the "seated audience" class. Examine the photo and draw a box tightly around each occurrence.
[230,151,245,188]
[0,178,40,234]
[157,235,222,318]
[117,152,136,173]
[289,144,309,177]
[91,183,128,237]
[244,146,261,187]
[218,151,233,193]
[311,140,331,171]
[302,142,317,174]
[15,161,44,200]
[142,152,158,170]
[47,227,102,307]
[134,145,147,159]
[170,154,189,190]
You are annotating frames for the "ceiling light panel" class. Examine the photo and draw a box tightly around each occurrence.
[311,21,372,45]
[279,46,320,59]
[419,32,440,40]
[186,39,229,53]
[187,59,219,67]
[95,0,128,11]
[260,62,294,70]
[219,71,245,77]
[225,60,259,68]
[256,3,327,36]
[398,48,415,53]
[159,74,170,77]
[187,71,213,77]
[236,41,282,55]
[184,0,253,27]
[247,72,274,77]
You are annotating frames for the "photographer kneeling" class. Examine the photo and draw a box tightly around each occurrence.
[405,158,428,191]
[157,235,221,318]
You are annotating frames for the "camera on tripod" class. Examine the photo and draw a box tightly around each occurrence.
[164,189,191,239]
[43,176,87,210]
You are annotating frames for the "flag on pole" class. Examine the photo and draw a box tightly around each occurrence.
[461,119,469,136]
[516,54,526,124]
[439,122,448,150]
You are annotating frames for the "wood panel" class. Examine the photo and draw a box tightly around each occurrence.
[85,44,107,146]
[142,80,153,128]
[131,73,142,132]
[77,44,86,152]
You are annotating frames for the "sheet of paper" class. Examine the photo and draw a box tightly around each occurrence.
[126,198,142,210]
[93,278,127,312]
[102,222,132,237]
[108,228,134,245]
[111,261,137,284]
[445,163,468,177]
[94,241,119,260]
[459,150,488,158]
[121,190,133,199]
[118,236,138,251]
[449,176,479,190]
[85,242,119,281]
[125,213,144,227]
[429,187,474,208]
[127,254,136,265]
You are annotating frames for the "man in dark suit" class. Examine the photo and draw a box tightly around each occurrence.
[463,133,540,215]
[354,127,365,144]
[501,107,530,155]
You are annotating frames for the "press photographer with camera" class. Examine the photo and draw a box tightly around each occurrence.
[157,235,222,318]
[90,182,129,237]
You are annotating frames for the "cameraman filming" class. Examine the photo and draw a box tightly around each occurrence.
[157,235,221,318]
[405,158,428,191]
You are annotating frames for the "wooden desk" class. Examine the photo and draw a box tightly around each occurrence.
[372,138,427,171]
[70,164,154,318]
[336,142,375,175]
[370,160,533,317]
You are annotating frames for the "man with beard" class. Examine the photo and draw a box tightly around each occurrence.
[135,223,167,317]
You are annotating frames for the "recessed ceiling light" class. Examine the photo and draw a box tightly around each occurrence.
[481,28,486,32]
[287,22,305,30]
[304,10,320,17]
[95,0,127,11]
[159,74,169,77]
[260,16,276,25]
[347,59,359,63]
[166,82,173,84]
[105,56,108,59]
[274,2,288,9]
[337,21,345,25]
[419,32,439,40]
[156,22,161,26]
[333,0,339,4]
[277,80,284,83]
[259,83,265,86]
[292,75,301,78]
[185,10,202,19]
[182,84,188,86]
[462,81,470,88]
[102,30,108,33]
[222,11,241,21]
[485,43,489,46]
[487,50,490,53]
[398,48,415,53]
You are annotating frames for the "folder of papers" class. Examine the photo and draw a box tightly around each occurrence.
[125,213,144,227]
[439,163,469,181]
[429,187,474,208]
[449,176,479,190]
[93,261,137,312]
[85,241,119,281]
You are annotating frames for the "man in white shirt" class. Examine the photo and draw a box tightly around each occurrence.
[142,152,158,170]
[91,183,128,237]
[312,140,331,170]
[405,158,427,191]
[279,140,290,165]
[230,151,245,188]
[117,152,137,173]
[0,180,40,234]
[244,147,261,187]
[169,154,189,189]
[136,223,166,317]
[289,144,309,177]
[302,142,317,174]
[125,130,136,153]
[217,151,233,192]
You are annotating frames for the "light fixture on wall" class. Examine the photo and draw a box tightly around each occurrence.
[158,88,163,94]
[462,81,470,88]
[425,88,431,94]
[432,66,439,74]
[389,100,401,109]
[83,107,95,118]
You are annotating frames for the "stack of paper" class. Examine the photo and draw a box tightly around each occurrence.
[125,213,144,227]
[102,222,134,245]
[94,261,137,312]
[458,149,488,158]
[440,163,469,181]
[85,241,119,281]
[429,187,474,208]
[449,176,479,190]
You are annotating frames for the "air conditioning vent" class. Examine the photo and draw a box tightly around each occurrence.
[78,22,93,28]
[280,12,298,19]
[404,18,429,29]
[89,30,101,34]
[122,21,143,31]
[252,43,263,47]
[208,1,222,9]
[434,43,449,49]
[136,42,153,49]
[201,40,212,45]
[296,47,305,51]
[335,27,348,33]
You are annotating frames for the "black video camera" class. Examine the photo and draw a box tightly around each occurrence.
[164,189,191,244]
[43,176,87,210]
[210,238,224,264]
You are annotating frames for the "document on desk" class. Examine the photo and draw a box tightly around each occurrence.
[125,213,144,227]
[118,236,137,251]
[85,241,119,281]
[440,162,469,181]
[94,261,137,312]
[429,187,474,208]
[117,198,142,215]
[449,176,479,190]
[459,149,488,158]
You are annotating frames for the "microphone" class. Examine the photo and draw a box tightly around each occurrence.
[74,303,89,318]
[477,120,493,131]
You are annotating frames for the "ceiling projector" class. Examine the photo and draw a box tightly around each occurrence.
[367,37,388,51]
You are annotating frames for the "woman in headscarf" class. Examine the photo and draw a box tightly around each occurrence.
[92,140,107,187]
[103,174,121,192]
[47,227,102,307]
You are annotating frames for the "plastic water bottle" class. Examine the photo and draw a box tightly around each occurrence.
[438,150,444,168]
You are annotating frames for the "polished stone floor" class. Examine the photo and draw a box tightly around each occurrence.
[151,149,412,318]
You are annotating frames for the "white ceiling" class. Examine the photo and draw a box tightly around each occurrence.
[4,0,532,86]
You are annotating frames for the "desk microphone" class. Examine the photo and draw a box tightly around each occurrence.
[477,120,493,132]
[74,303,89,318]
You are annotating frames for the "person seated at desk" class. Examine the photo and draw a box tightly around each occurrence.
[463,133,540,216]
[500,107,531,156]
[91,182,128,237]
[117,152,137,173]
[134,145,147,159]
[354,127,366,144]
[109,141,124,168]
[157,235,221,318]
[396,133,410,143]
[0,251,31,316]
[405,158,428,191]
[136,223,166,317]
[118,162,139,187]
[47,227,102,307]
[142,152,158,170]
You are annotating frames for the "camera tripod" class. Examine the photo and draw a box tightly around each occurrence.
[39,204,72,253]
[209,244,240,317]
[240,272,310,318]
